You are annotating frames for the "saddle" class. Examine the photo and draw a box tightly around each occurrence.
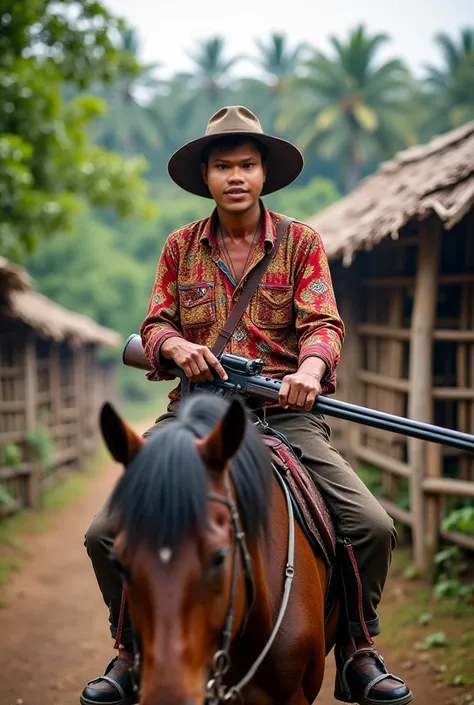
[261,430,336,567]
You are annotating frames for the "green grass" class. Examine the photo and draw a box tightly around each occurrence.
[0,444,108,591]
[0,557,20,587]
[379,547,474,689]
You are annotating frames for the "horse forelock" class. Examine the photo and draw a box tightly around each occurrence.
[107,393,273,552]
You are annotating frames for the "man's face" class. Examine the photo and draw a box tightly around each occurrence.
[201,142,267,214]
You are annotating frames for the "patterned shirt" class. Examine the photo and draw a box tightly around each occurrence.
[140,203,345,405]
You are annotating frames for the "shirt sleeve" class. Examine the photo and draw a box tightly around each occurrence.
[139,237,184,381]
[293,227,345,393]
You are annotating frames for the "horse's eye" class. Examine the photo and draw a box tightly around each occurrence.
[210,547,229,571]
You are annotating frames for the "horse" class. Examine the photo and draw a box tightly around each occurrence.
[99,392,340,705]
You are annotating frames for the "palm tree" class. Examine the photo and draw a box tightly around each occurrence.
[251,33,309,131]
[424,28,474,132]
[283,25,416,192]
[90,28,166,157]
[254,33,309,91]
[186,37,242,103]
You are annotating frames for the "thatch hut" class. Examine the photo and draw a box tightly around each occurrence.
[308,121,474,570]
[0,258,120,516]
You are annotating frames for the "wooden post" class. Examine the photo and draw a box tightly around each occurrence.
[50,342,61,425]
[425,441,443,572]
[408,218,442,572]
[74,346,86,467]
[383,285,405,502]
[24,331,40,509]
[457,284,469,480]
[340,262,362,469]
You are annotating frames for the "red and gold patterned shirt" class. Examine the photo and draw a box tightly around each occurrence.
[140,203,345,405]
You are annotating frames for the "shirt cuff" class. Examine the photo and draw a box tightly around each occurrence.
[298,342,336,384]
[144,328,184,381]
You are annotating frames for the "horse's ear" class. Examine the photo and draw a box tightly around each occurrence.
[198,398,246,472]
[100,402,145,466]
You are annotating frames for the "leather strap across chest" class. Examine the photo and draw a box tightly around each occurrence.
[211,217,294,358]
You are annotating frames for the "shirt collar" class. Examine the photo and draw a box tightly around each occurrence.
[199,200,277,253]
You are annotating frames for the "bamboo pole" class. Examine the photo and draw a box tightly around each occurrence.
[358,324,474,342]
[74,346,86,467]
[408,218,442,572]
[457,284,469,481]
[340,263,362,469]
[24,331,40,509]
[380,286,404,501]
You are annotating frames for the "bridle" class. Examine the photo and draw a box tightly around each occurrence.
[129,461,296,705]
[204,472,256,705]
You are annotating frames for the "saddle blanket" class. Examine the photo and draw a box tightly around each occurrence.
[261,431,336,566]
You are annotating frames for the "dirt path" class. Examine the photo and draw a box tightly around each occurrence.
[0,431,468,705]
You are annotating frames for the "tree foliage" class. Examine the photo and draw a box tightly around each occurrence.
[282,25,417,192]
[0,0,153,259]
[424,28,474,132]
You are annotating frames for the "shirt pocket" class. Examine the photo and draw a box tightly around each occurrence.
[250,284,294,330]
[178,282,216,329]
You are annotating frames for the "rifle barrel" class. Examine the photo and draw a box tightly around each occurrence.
[314,397,474,453]
[122,334,474,454]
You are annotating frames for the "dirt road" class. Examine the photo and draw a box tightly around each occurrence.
[0,438,467,705]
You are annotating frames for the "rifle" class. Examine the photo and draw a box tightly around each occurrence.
[122,334,474,454]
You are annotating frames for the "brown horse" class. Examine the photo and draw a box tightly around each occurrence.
[100,393,339,705]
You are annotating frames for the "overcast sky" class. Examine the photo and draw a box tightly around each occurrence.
[104,0,471,79]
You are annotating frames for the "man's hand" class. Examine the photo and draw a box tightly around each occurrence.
[160,337,228,383]
[279,371,322,411]
[279,357,326,411]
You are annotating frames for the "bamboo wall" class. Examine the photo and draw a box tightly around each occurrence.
[0,318,117,515]
[332,208,474,569]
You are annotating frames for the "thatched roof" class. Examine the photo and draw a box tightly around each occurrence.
[0,257,32,293]
[308,120,474,265]
[0,259,120,349]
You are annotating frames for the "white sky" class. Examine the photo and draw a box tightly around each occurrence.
[104,0,472,78]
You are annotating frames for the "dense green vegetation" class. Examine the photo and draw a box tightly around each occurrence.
[1,4,473,401]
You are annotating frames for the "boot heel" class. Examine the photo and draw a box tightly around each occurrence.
[334,672,353,702]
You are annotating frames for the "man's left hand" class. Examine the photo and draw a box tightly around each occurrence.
[279,371,322,411]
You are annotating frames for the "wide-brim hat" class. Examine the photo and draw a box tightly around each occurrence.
[168,105,304,198]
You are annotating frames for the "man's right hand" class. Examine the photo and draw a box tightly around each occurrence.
[160,337,228,383]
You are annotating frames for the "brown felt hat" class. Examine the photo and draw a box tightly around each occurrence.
[168,105,304,198]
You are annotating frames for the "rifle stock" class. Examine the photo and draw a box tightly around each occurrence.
[122,334,153,372]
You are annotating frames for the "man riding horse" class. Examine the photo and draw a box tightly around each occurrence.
[81,106,413,705]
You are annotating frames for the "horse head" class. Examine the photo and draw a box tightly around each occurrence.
[99,394,272,705]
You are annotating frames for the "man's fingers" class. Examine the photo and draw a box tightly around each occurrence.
[295,388,308,408]
[197,357,214,382]
[279,378,290,408]
[304,390,317,412]
[186,360,203,381]
[203,349,228,380]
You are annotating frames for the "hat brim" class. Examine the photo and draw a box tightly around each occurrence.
[167,132,304,198]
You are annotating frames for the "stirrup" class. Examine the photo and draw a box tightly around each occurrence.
[79,656,138,705]
[334,647,414,705]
